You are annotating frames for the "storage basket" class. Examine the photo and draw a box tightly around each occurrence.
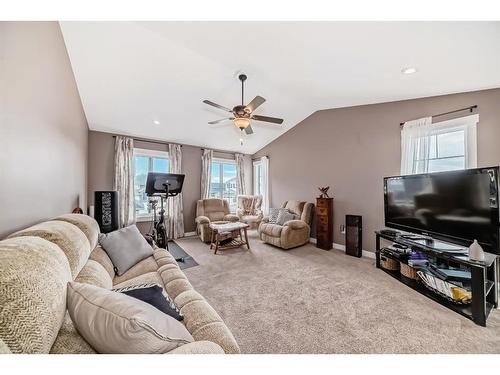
[400,263,418,280]
[380,255,400,271]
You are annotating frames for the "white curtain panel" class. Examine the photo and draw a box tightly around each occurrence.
[167,144,185,239]
[235,153,247,195]
[400,117,433,175]
[113,136,135,228]
[260,156,270,215]
[200,149,213,199]
[401,114,478,175]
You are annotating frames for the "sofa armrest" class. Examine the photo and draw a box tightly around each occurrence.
[224,214,240,222]
[195,215,210,225]
[261,216,270,223]
[167,341,225,354]
[283,220,308,230]
[236,209,245,217]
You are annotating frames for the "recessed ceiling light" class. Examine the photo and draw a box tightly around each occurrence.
[401,67,418,75]
[152,120,160,125]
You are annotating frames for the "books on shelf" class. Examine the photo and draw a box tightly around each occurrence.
[416,270,471,304]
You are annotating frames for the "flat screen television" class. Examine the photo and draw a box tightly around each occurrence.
[384,166,500,254]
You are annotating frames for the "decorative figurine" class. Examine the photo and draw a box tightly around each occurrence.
[318,186,330,198]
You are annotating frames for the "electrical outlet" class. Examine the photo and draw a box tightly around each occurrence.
[340,224,346,235]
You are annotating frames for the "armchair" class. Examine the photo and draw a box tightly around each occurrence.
[236,195,263,227]
[195,198,239,242]
[258,200,314,249]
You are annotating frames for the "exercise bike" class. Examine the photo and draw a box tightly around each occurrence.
[145,173,186,262]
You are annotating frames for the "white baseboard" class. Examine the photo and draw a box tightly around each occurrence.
[309,238,375,259]
[183,231,196,237]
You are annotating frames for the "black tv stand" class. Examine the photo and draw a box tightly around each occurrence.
[375,230,499,326]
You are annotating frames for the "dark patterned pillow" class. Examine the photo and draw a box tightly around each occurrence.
[112,283,183,321]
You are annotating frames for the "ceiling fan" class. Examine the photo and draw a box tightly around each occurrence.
[203,74,284,143]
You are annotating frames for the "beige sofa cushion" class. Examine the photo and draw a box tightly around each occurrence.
[67,282,193,354]
[53,214,100,250]
[0,236,72,353]
[113,271,165,289]
[113,255,159,285]
[259,222,283,237]
[89,246,115,279]
[0,338,11,354]
[50,312,96,354]
[75,259,113,289]
[167,340,225,354]
[8,220,90,278]
[174,289,241,354]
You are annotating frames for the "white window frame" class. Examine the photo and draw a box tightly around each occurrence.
[133,148,169,221]
[401,114,478,175]
[253,160,263,196]
[210,157,238,213]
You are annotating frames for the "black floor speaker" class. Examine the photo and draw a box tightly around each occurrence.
[94,191,119,233]
[346,215,362,257]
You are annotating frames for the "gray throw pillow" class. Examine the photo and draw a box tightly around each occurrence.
[276,210,295,225]
[99,224,153,276]
[268,208,281,224]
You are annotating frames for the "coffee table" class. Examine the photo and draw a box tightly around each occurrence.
[209,221,250,254]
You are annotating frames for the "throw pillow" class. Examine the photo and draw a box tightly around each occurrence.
[112,283,183,321]
[276,210,295,225]
[98,224,153,276]
[67,282,193,354]
[268,208,281,224]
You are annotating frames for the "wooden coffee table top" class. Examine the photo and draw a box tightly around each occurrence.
[209,221,249,233]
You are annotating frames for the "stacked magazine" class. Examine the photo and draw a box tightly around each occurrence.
[416,270,471,304]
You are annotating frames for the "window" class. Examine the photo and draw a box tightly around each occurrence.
[253,160,264,196]
[133,148,169,218]
[414,130,466,173]
[401,114,478,175]
[209,159,237,212]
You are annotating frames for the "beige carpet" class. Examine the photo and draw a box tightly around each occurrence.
[176,231,500,354]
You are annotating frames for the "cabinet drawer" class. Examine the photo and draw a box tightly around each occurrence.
[317,215,328,225]
[317,207,328,216]
[316,200,328,208]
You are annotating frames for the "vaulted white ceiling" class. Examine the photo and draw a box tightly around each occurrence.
[61,21,500,154]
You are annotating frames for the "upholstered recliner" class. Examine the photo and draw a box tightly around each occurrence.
[236,195,263,227]
[258,200,314,250]
[195,199,240,242]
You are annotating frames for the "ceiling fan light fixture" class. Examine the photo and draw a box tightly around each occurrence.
[234,117,251,129]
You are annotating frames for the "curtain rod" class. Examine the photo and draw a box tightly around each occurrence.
[252,156,269,161]
[399,105,478,127]
[112,135,182,147]
[201,147,253,156]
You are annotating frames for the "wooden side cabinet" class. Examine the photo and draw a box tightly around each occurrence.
[316,198,333,250]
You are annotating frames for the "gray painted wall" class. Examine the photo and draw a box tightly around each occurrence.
[87,130,252,233]
[0,22,88,239]
[254,88,500,252]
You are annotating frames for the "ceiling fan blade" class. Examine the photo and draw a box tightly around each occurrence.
[208,117,234,125]
[251,114,284,124]
[244,125,254,135]
[245,96,266,113]
[203,100,233,113]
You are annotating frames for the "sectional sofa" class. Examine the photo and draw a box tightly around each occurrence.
[0,214,240,354]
